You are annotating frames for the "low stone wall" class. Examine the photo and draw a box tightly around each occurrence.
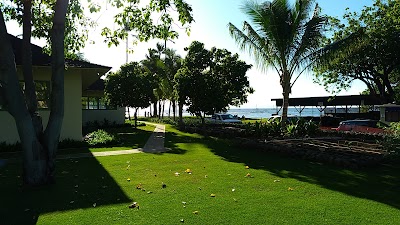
[180,125,388,169]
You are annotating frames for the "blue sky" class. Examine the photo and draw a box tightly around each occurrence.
[6,0,375,108]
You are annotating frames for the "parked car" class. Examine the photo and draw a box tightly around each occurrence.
[335,119,388,133]
[208,113,242,124]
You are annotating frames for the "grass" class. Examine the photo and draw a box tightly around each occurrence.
[0,124,399,224]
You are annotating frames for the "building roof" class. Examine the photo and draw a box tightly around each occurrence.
[9,34,111,70]
[271,95,382,107]
[85,79,105,91]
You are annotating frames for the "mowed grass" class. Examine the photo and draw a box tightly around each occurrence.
[1,124,400,224]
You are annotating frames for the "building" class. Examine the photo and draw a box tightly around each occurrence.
[0,35,124,144]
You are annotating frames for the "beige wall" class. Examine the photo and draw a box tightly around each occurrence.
[0,67,83,144]
[82,108,125,126]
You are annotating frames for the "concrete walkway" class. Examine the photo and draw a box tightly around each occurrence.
[141,123,166,153]
[0,123,167,162]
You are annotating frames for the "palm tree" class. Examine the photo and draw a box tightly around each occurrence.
[228,0,327,124]
[163,48,182,119]
[142,43,165,117]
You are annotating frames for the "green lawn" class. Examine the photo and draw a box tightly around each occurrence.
[0,124,399,224]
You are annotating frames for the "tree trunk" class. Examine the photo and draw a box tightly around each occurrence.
[172,101,176,120]
[127,107,131,120]
[43,0,69,183]
[178,101,183,125]
[162,100,165,118]
[168,101,171,118]
[153,101,158,117]
[158,101,162,119]
[281,83,290,127]
[134,108,138,128]
[0,9,48,185]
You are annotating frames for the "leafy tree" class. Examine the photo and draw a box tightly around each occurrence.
[105,62,153,127]
[314,0,400,104]
[228,0,327,124]
[175,41,253,124]
[0,0,193,186]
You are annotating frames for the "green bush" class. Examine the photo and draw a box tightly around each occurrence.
[0,142,22,153]
[84,130,118,147]
[245,118,319,138]
[382,122,400,155]
[58,139,88,149]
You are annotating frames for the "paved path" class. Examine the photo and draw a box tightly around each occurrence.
[0,123,167,162]
[142,123,166,153]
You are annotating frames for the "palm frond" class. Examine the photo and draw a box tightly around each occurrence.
[228,21,279,73]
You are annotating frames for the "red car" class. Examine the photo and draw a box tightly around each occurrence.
[335,119,388,134]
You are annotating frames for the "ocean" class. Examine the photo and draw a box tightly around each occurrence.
[226,107,324,119]
[135,107,333,119]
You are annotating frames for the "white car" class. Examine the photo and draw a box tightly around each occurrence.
[208,113,242,124]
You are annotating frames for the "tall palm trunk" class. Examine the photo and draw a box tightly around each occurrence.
[178,101,183,125]
[168,101,171,118]
[153,101,157,117]
[172,101,176,120]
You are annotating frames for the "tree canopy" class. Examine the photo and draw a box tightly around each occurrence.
[105,62,153,126]
[314,0,400,104]
[175,41,253,122]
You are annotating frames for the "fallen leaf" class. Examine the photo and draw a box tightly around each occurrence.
[127,178,131,182]
[61,171,69,174]
[232,188,235,192]
[175,172,180,176]
[192,211,199,214]
[288,187,294,191]
[210,193,216,197]
[245,166,249,169]
[180,219,185,223]
[162,183,167,188]
[24,209,30,212]
[182,201,187,205]
[245,173,251,178]
[136,183,143,189]
[93,203,97,207]
[274,180,281,182]
[185,169,192,173]
[74,185,79,188]
[70,201,75,204]
[147,191,152,194]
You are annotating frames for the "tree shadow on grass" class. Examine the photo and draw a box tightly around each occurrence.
[162,131,190,155]
[205,137,400,210]
[109,127,154,149]
[0,153,131,225]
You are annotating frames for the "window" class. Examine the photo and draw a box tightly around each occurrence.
[82,97,116,110]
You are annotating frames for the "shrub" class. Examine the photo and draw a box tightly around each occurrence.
[382,122,400,155]
[84,130,118,147]
[58,139,88,149]
[244,118,319,138]
[0,142,22,153]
